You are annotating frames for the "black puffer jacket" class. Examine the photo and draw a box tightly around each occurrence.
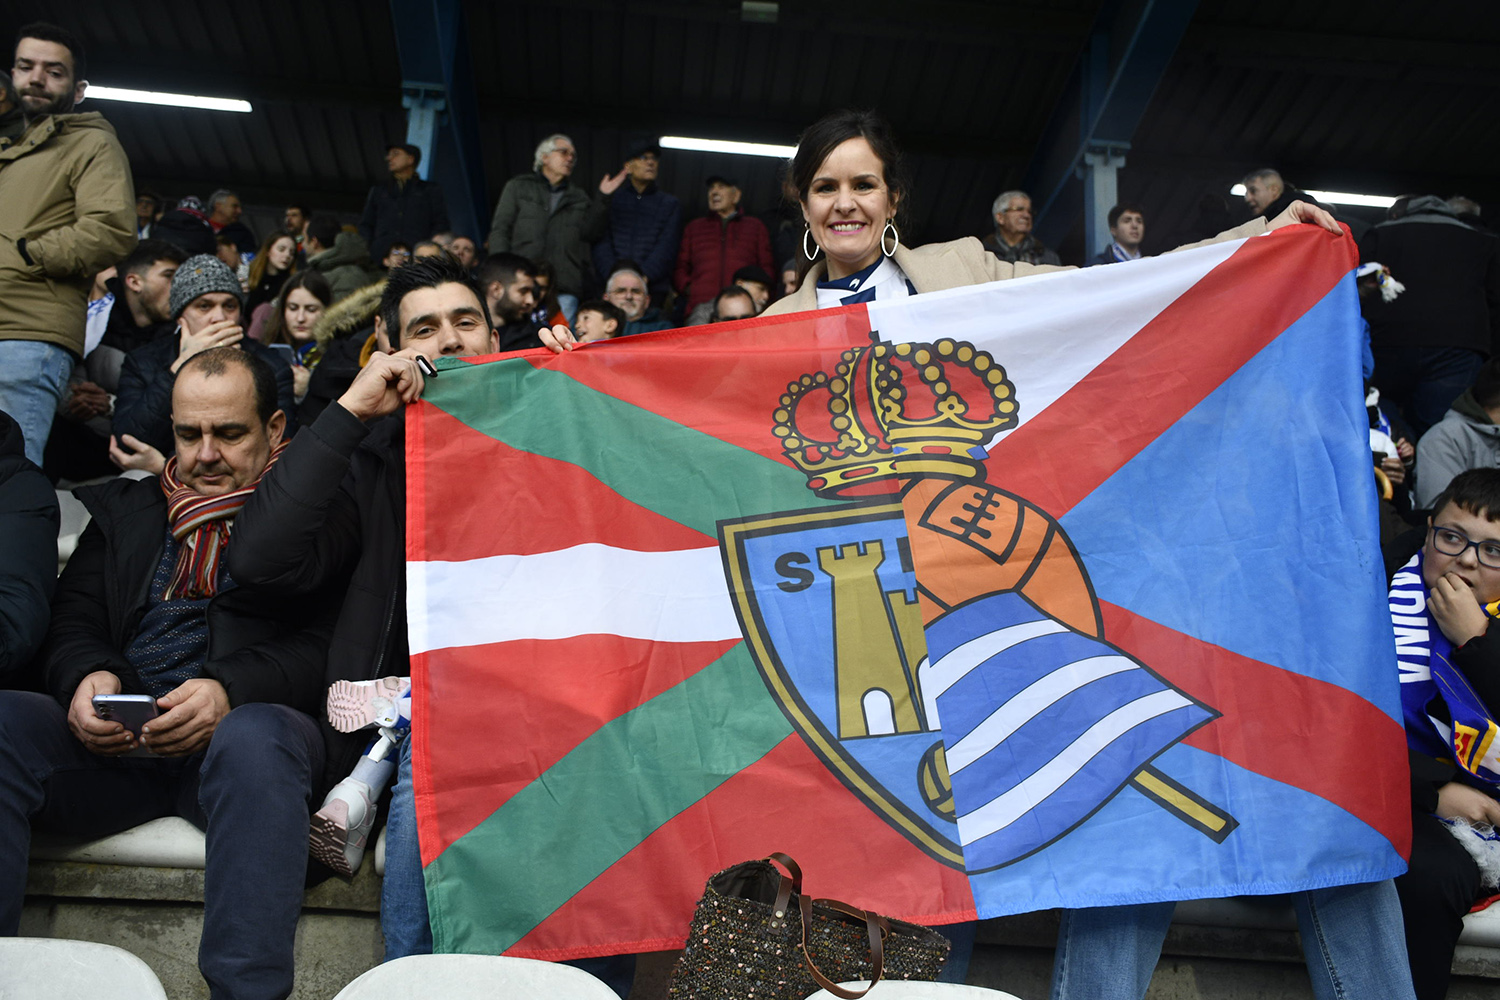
[39,475,351,792]
[0,410,58,686]
[228,404,408,790]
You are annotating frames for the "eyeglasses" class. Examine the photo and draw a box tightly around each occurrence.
[1429,525,1500,569]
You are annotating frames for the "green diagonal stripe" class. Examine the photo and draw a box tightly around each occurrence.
[425,356,840,535]
[424,642,793,954]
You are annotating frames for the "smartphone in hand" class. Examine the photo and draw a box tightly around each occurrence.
[92,694,160,756]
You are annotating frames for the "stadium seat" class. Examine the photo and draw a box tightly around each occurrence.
[331,954,620,998]
[805,984,1021,999]
[0,938,168,999]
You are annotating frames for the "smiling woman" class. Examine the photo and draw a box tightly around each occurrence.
[763,109,1342,319]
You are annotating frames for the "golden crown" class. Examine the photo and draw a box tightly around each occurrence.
[772,338,1018,498]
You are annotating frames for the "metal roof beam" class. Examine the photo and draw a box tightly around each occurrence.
[1023,0,1201,254]
[389,0,488,242]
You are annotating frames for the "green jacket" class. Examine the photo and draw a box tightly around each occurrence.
[485,171,609,297]
[0,113,136,356]
[306,230,382,303]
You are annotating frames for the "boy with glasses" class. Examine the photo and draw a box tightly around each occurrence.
[1390,467,1500,999]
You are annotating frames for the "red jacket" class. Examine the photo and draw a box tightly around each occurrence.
[673,211,774,312]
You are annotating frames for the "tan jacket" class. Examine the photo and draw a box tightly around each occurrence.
[764,220,1269,317]
[0,112,137,355]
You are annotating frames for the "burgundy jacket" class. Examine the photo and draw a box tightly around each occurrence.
[673,211,774,312]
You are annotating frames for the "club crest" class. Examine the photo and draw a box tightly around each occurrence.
[720,337,1233,871]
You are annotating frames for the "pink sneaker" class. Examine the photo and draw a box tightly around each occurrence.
[310,776,377,877]
[326,677,411,733]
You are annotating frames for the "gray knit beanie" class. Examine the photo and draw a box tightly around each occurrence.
[169,254,246,320]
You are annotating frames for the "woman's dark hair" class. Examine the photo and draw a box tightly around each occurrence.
[266,270,333,345]
[786,110,910,273]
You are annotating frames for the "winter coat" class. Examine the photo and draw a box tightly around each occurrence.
[486,171,609,298]
[622,307,672,337]
[306,231,383,303]
[979,231,1061,267]
[0,410,58,686]
[359,176,449,260]
[592,182,682,295]
[767,219,1268,317]
[673,211,775,312]
[114,335,299,455]
[0,112,136,356]
[228,404,412,792]
[1360,196,1500,356]
[1414,389,1500,507]
[38,474,347,793]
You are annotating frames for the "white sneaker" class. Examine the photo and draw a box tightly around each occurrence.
[326,677,411,733]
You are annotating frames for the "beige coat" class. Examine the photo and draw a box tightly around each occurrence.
[764,221,1268,317]
[0,112,137,355]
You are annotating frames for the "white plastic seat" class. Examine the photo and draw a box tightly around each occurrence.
[805,984,1021,999]
[29,815,206,868]
[0,938,167,999]
[332,953,621,999]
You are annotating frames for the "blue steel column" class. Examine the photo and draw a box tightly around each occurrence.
[389,0,488,242]
[1023,0,1200,255]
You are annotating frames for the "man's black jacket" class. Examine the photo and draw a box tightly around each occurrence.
[227,404,408,789]
[358,176,450,261]
[0,411,58,686]
[40,475,348,791]
[1361,196,1500,356]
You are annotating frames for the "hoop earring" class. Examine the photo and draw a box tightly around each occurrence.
[802,227,821,261]
[881,220,899,257]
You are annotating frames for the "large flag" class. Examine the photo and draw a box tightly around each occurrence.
[406,225,1409,959]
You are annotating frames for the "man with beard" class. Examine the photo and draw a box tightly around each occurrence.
[477,252,540,352]
[0,23,135,464]
[0,348,345,1000]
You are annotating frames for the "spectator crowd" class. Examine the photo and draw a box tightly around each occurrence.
[3,19,1500,1000]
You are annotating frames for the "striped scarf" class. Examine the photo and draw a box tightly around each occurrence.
[159,440,288,600]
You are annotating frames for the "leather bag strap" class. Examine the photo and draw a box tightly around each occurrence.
[797,894,888,999]
[766,852,803,923]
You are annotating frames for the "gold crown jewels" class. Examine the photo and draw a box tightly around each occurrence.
[772,338,1018,498]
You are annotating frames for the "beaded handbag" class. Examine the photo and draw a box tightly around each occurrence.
[666,852,951,1000]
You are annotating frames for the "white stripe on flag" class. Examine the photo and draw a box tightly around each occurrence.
[945,655,1139,774]
[923,618,1069,713]
[866,238,1248,448]
[955,689,1193,844]
[407,544,742,654]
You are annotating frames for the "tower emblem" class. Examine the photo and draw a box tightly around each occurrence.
[720,337,1234,871]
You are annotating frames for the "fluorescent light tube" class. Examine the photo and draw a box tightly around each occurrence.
[660,135,796,158]
[1229,183,1395,209]
[86,85,252,113]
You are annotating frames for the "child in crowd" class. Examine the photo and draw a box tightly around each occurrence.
[573,299,625,343]
[309,677,412,876]
[1389,468,1500,1000]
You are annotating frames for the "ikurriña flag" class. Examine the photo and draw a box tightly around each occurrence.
[406,224,1408,959]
